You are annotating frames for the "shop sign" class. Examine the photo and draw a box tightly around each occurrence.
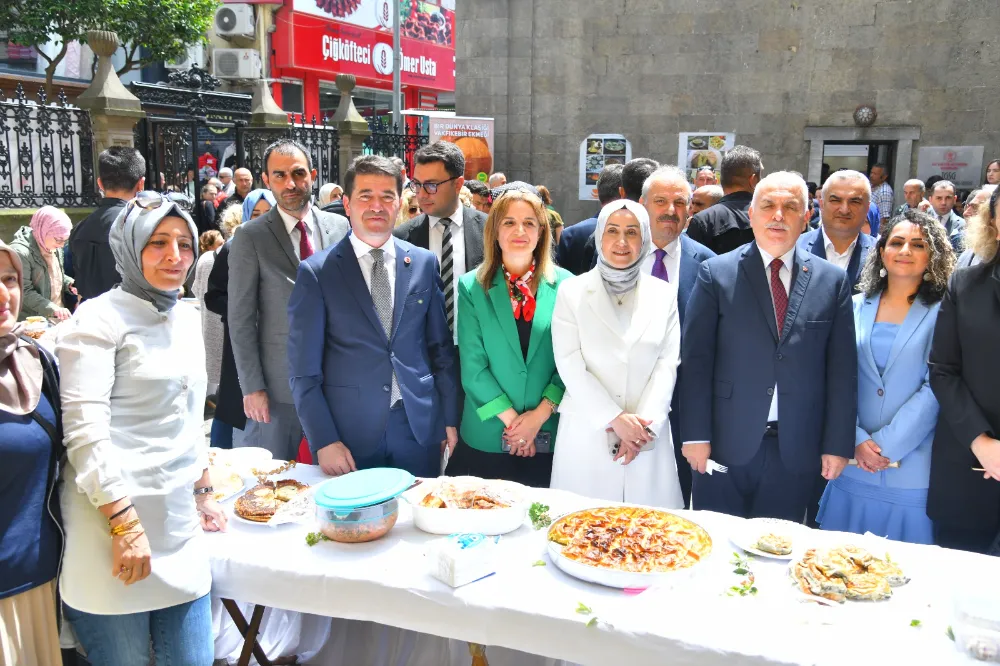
[677,132,736,184]
[285,12,454,91]
[917,146,985,190]
[429,117,494,182]
[579,134,631,200]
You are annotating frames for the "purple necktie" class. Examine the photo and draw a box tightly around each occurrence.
[652,248,669,282]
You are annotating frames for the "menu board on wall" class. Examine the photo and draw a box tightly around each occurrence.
[917,146,985,190]
[579,134,631,200]
[677,132,736,184]
[429,116,494,182]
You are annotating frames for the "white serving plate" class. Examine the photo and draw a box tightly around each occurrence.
[401,476,528,536]
[546,508,712,589]
[731,517,805,560]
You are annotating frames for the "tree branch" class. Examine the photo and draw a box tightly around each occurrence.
[115,43,140,77]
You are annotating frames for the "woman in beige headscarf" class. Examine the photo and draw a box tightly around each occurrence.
[0,242,64,665]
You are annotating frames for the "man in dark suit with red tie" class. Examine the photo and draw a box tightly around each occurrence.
[680,171,857,521]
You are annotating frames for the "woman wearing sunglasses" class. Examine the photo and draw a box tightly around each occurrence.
[57,194,226,665]
[9,206,76,321]
[396,188,421,227]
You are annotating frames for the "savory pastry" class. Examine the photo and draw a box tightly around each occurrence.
[547,507,712,573]
[791,546,907,603]
[866,557,910,587]
[234,479,309,522]
[208,466,243,501]
[419,482,514,509]
[756,533,793,556]
[844,573,892,601]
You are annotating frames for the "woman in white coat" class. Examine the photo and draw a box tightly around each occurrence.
[550,199,683,508]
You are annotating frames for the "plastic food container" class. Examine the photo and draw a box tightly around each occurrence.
[314,468,415,544]
[954,590,1000,662]
[317,497,399,543]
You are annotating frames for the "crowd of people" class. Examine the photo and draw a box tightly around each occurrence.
[2,135,999,665]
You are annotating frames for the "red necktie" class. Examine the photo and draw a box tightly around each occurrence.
[295,220,314,260]
[770,258,788,338]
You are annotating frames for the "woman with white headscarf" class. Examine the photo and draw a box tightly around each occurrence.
[550,199,683,508]
[56,194,226,665]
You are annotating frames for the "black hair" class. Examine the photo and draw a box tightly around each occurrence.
[413,141,465,179]
[621,158,659,201]
[465,180,490,197]
[720,145,763,189]
[343,155,403,197]
[596,163,625,205]
[263,138,312,174]
[98,146,145,192]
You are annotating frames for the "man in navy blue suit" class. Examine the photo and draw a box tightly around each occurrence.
[796,169,875,526]
[798,170,876,290]
[639,165,716,507]
[288,155,459,477]
[680,171,857,521]
[555,162,624,275]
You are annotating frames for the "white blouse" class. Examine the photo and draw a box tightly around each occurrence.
[57,288,210,614]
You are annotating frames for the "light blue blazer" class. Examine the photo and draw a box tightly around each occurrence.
[844,292,940,489]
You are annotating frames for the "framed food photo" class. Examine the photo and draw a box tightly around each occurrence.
[678,132,735,184]
[579,134,632,200]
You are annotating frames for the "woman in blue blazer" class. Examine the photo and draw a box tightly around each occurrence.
[818,211,956,543]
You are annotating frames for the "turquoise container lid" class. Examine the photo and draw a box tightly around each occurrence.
[314,468,415,510]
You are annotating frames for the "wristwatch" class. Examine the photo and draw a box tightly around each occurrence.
[193,486,214,497]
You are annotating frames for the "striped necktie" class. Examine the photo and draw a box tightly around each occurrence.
[440,218,455,334]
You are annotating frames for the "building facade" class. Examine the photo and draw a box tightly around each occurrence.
[456,0,1000,225]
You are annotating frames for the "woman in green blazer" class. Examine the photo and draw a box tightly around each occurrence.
[450,186,572,487]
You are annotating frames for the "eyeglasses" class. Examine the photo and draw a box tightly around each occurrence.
[408,176,458,195]
[408,207,419,214]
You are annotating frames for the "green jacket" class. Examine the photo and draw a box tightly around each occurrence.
[9,225,73,320]
[457,265,572,453]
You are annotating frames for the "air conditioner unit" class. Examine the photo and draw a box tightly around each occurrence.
[165,45,203,70]
[215,3,255,39]
[213,48,261,79]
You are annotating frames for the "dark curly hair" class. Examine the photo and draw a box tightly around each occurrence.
[859,210,956,304]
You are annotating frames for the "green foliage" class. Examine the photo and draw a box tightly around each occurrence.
[106,0,219,75]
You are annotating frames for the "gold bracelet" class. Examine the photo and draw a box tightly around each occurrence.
[110,518,141,536]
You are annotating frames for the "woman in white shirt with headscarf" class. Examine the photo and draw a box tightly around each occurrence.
[550,200,683,508]
[57,193,226,666]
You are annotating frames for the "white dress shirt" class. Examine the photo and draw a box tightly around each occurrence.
[277,205,321,259]
[821,227,858,272]
[428,201,465,341]
[640,237,682,284]
[56,289,210,614]
[758,246,794,423]
[350,232,397,305]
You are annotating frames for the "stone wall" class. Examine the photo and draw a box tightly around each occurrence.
[456,0,1000,225]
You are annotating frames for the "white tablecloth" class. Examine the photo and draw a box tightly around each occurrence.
[209,464,987,665]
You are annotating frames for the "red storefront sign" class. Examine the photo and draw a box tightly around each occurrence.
[280,12,455,92]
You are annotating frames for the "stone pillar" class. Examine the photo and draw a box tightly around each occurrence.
[249,79,288,128]
[75,30,145,157]
[330,75,371,178]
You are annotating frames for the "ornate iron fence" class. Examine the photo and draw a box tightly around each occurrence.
[364,116,428,175]
[236,114,341,196]
[0,84,99,209]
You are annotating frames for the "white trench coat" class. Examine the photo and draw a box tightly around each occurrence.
[550,270,683,509]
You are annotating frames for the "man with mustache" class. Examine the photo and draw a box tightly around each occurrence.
[228,139,349,460]
[797,170,877,290]
[681,171,857,521]
[288,155,458,477]
[640,166,716,507]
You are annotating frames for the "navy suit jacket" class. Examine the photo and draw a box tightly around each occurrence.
[669,236,716,431]
[288,236,459,458]
[680,242,857,473]
[797,227,876,290]
[555,217,598,275]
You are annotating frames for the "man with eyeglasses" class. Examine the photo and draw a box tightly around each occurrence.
[393,141,487,342]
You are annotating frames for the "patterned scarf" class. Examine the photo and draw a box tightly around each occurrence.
[504,262,536,321]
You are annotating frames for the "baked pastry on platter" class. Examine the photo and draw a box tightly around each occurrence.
[234,479,308,522]
[791,546,908,603]
[547,506,712,573]
[419,482,514,509]
[756,533,792,555]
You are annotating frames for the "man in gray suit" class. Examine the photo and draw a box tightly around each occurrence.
[927,180,966,251]
[228,139,350,459]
